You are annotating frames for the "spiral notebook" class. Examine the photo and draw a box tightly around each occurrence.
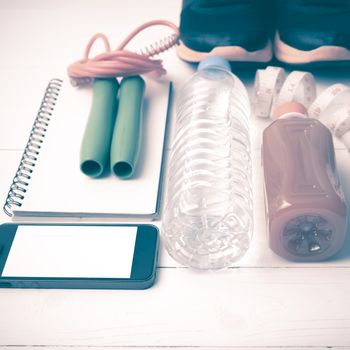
[3,78,172,220]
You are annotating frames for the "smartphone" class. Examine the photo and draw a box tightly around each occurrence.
[0,223,159,290]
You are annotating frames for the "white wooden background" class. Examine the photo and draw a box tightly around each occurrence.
[1,0,350,349]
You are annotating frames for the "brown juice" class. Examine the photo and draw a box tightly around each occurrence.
[262,116,347,261]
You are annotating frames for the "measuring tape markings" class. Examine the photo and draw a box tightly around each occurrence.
[253,66,350,149]
[308,83,350,137]
[252,66,286,119]
[274,70,316,112]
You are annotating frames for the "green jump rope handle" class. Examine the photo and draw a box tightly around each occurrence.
[110,76,145,179]
[80,78,119,177]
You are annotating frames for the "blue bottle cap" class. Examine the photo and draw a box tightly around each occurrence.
[197,56,231,72]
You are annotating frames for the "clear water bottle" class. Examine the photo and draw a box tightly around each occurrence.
[162,56,253,269]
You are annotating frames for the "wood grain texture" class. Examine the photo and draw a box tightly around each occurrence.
[1,0,350,348]
[1,348,349,350]
[0,348,349,350]
[1,268,350,347]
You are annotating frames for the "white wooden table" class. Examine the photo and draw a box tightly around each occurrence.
[1,1,350,349]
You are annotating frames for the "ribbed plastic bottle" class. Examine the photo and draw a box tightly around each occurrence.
[162,56,253,269]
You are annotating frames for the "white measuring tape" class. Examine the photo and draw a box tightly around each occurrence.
[252,66,286,118]
[253,66,350,150]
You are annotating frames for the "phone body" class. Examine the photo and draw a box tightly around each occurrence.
[0,223,159,290]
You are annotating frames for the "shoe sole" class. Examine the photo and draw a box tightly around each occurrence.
[274,32,350,66]
[176,40,273,64]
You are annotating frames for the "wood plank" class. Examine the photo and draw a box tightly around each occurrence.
[0,68,58,150]
[0,347,348,350]
[1,148,350,269]
[0,268,350,347]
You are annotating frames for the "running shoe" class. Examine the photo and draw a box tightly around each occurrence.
[177,0,274,64]
[274,0,350,66]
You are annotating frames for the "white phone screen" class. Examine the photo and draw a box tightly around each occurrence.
[2,225,137,278]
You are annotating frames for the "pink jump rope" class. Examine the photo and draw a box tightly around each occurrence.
[71,20,180,179]
[68,20,179,85]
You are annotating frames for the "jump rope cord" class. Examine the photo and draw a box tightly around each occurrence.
[67,19,179,86]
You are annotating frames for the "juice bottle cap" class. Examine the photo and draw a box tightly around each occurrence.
[273,101,308,120]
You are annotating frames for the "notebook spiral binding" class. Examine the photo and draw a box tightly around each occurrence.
[3,79,63,217]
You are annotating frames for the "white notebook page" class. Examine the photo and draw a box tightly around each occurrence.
[15,78,171,218]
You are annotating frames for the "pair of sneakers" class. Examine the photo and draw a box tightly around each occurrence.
[177,0,350,67]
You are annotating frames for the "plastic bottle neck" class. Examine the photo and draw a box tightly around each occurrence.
[197,56,231,73]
